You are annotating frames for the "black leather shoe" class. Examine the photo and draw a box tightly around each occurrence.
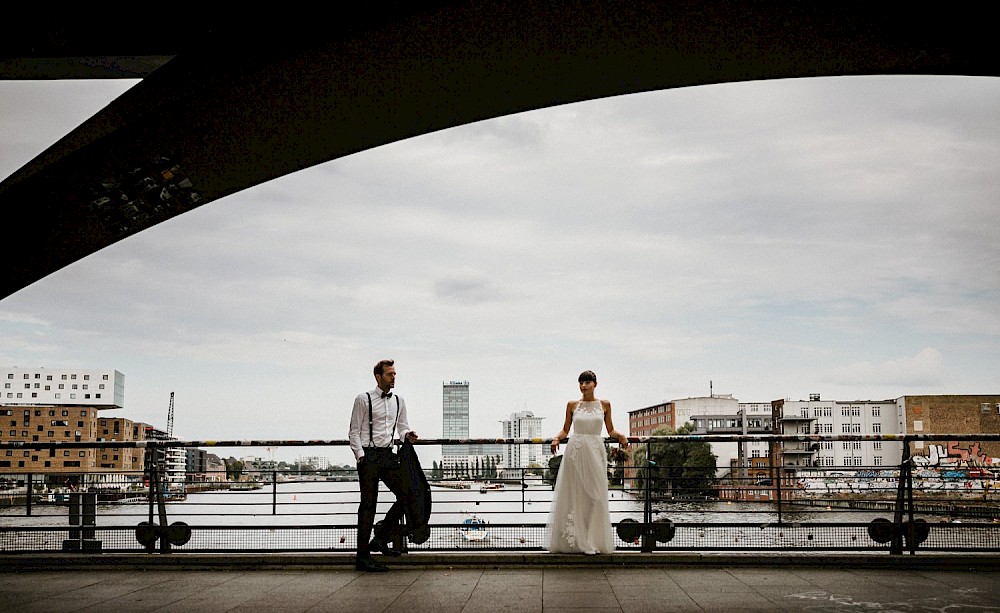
[355,557,389,572]
[370,536,401,557]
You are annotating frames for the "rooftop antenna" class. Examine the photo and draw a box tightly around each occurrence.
[709,380,713,398]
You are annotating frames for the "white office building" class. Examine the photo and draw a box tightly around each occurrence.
[2,367,124,408]
[779,394,902,468]
[737,402,775,464]
[500,411,548,478]
[300,456,330,470]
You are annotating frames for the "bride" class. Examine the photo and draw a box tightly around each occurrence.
[547,370,629,555]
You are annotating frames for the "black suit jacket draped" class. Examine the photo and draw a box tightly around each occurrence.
[398,439,432,536]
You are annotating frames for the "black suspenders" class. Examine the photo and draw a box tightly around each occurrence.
[366,392,400,448]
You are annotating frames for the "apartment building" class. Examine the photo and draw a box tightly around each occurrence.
[771,394,903,469]
[0,367,141,487]
[0,404,100,472]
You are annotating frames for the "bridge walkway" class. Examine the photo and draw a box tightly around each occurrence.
[1,553,998,612]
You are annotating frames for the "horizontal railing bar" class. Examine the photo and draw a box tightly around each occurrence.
[6,522,995,530]
[1,433,997,450]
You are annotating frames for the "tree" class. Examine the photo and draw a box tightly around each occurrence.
[224,457,244,482]
[636,424,717,497]
[290,461,313,475]
[607,442,626,487]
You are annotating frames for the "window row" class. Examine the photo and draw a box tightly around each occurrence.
[9,373,108,380]
[7,430,82,437]
[0,410,88,417]
[5,383,105,390]
[0,461,86,467]
[2,393,100,399]
[4,449,88,457]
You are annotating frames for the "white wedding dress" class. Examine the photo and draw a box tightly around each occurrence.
[547,400,615,554]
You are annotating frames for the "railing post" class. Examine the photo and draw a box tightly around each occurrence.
[890,439,913,555]
[775,463,783,524]
[142,445,173,553]
[26,473,32,516]
[521,467,526,513]
[83,492,97,545]
[521,468,532,513]
[272,470,278,515]
[642,440,654,552]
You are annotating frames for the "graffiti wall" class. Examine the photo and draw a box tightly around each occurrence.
[795,441,999,495]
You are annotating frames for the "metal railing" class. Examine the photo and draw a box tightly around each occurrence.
[1,434,998,555]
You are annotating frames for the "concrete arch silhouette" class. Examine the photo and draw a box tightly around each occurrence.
[1,3,995,299]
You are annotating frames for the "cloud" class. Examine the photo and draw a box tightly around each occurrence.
[826,348,947,389]
[0,311,50,326]
[879,294,1000,337]
[434,269,504,305]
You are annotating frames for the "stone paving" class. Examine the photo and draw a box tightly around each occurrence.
[1,554,999,612]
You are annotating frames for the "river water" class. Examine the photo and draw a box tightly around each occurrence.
[1,480,925,527]
[4,481,979,552]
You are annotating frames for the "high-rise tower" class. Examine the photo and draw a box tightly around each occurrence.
[442,380,469,469]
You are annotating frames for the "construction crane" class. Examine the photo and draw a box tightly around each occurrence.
[162,391,186,499]
[167,392,174,438]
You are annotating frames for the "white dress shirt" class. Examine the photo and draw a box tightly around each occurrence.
[348,388,411,462]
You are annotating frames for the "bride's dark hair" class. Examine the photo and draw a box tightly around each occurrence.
[578,370,597,383]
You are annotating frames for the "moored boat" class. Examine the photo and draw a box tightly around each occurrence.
[459,515,489,541]
[230,482,262,491]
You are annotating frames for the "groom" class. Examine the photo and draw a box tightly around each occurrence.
[348,359,418,572]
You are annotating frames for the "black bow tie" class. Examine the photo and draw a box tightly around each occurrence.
[381,391,393,399]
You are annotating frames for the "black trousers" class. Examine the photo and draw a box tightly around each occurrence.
[356,447,407,558]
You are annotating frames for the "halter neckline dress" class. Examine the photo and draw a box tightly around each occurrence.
[546,400,614,554]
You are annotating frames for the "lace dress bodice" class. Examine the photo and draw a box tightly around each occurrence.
[570,400,605,436]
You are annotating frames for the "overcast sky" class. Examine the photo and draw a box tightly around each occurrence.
[1,75,998,464]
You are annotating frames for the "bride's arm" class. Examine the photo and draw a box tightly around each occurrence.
[602,399,629,448]
[550,401,575,453]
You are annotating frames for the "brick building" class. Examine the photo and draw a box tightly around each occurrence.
[628,401,674,437]
[898,394,1000,461]
[0,404,101,471]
